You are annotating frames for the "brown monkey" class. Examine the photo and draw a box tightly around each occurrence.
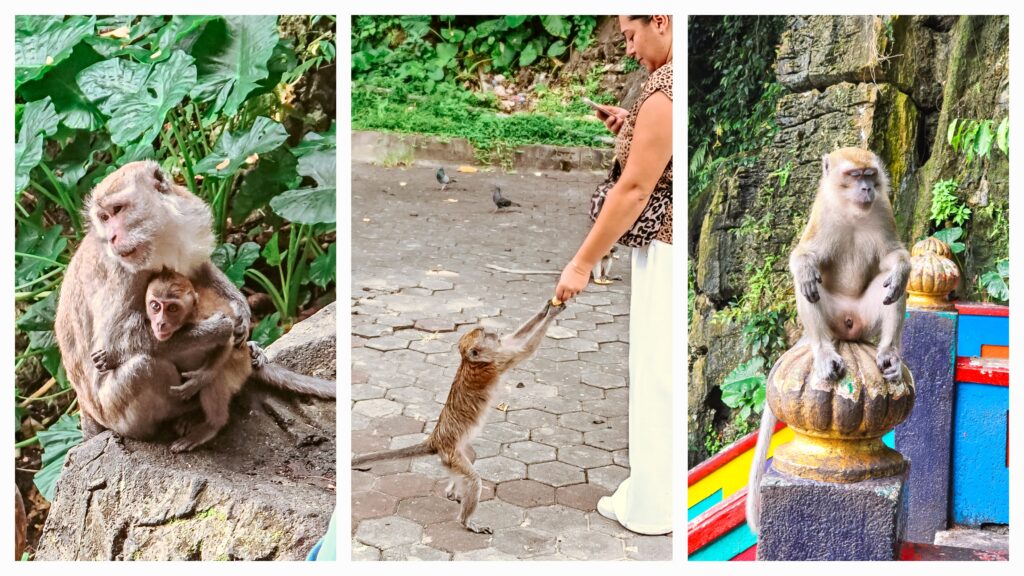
[352,300,565,533]
[94,268,336,452]
[746,148,910,533]
[55,161,251,440]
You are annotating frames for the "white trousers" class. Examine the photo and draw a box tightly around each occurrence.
[602,240,673,535]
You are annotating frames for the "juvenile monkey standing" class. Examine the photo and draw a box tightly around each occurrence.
[94,268,336,452]
[55,161,250,440]
[746,148,910,533]
[352,300,565,534]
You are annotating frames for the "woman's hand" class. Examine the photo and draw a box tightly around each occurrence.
[555,260,591,303]
[596,105,629,135]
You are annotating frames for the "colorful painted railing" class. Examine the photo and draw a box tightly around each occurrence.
[688,302,1009,560]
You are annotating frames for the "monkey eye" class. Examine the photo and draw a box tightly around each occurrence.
[99,213,110,222]
[167,304,179,313]
[149,301,160,312]
[848,170,862,178]
[111,204,124,215]
[863,169,876,177]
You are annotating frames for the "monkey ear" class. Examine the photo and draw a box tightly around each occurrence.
[152,167,171,194]
[821,154,830,177]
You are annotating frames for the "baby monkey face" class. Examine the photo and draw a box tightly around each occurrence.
[459,328,501,363]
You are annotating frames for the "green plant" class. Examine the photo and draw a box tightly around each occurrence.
[932,227,966,254]
[14,15,336,505]
[979,259,1009,304]
[720,357,767,421]
[703,420,723,456]
[929,179,971,227]
[947,117,1009,162]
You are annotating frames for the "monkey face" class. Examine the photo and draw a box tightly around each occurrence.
[459,328,501,364]
[823,148,886,210]
[145,271,197,341]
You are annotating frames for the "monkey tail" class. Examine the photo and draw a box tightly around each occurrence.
[252,363,336,399]
[746,405,777,535]
[352,441,436,467]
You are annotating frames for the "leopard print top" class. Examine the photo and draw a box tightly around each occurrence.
[616,61,673,245]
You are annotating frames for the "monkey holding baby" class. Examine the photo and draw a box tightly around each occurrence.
[353,299,565,534]
[56,161,334,450]
[746,148,911,532]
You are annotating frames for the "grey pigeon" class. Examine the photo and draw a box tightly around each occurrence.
[436,167,455,191]
[492,186,520,210]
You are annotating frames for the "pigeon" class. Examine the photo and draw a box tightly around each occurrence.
[436,167,455,191]
[492,186,520,210]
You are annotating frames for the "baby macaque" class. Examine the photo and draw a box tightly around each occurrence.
[352,299,565,533]
[591,247,620,285]
[95,268,335,452]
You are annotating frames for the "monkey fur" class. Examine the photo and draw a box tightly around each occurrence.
[352,300,565,533]
[55,161,251,440]
[746,148,910,534]
[93,268,335,452]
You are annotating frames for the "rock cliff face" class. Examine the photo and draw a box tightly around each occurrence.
[689,16,1008,466]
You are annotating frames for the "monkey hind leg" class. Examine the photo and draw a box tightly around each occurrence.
[796,289,846,382]
[170,383,232,453]
[446,452,490,534]
[859,273,907,380]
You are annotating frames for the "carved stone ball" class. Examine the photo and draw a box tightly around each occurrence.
[911,236,954,259]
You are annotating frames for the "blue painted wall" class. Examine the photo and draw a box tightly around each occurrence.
[951,382,1009,525]
[957,315,1009,356]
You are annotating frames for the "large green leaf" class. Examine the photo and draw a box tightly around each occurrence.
[15,16,95,88]
[211,242,261,288]
[17,43,104,130]
[270,150,336,224]
[14,98,59,192]
[15,222,66,286]
[252,312,283,347]
[77,50,197,146]
[290,122,336,157]
[15,292,59,334]
[309,243,337,289]
[34,414,83,502]
[194,116,289,177]
[149,15,220,61]
[232,148,300,223]
[190,16,279,118]
[540,16,570,38]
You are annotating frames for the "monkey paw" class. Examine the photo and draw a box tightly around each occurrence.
[876,349,903,380]
[247,341,269,369]
[813,350,846,382]
[171,371,210,399]
[90,349,113,373]
[466,523,493,535]
[882,272,907,305]
[797,266,823,303]
[170,438,199,453]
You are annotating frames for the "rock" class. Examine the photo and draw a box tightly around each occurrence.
[35,303,337,560]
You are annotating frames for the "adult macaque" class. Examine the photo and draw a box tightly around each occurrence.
[352,300,565,534]
[746,148,910,532]
[55,161,251,440]
[92,269,335,452]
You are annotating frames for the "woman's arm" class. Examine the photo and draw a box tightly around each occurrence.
[555,92,673,302]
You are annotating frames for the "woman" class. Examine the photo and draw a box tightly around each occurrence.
[554,15,673,535]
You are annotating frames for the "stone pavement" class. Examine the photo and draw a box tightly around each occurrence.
[350,162,672,560]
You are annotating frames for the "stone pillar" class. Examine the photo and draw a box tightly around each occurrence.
[896,309,957,543]
[757,467,908,561]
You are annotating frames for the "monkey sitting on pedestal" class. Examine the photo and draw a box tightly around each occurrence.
[746,147,911,533]
[93,268,336,452]
[352,299,565,534]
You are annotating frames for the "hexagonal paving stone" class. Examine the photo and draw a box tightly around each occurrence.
[587,464,630,491]
[385,385,436,405]
[403,402,442,421]
[584,325,625,344]
[581,370,626,390]
[479,421,530,443]
[559,384,605,402]
[352,323,393,338]
[545,325,577,339]
[581,398,628,418]
[419,278,454,291]
[352,469,375,493]
[351,542,382,561]
[475,456,528,483]
[352,430,389,456]
[575,310,615,325]
[495,479,555,508]
[471,499,527,532]
[506,408,557,429]
[432,478,496,503]
[364,335,411,351]
[531,426,583,448]
[555,483,611,511]
[612,449,629,467]
[354,396,406,418]
[502,441,556,464]
[398,495,461,525]
[557,338,600,353]
[354,515,422,549]
[559,528,624,560]
[584,427,629,451]
[453,548,517,560]
[374,472,436,499]
[626,534,673,560]
[527,461,585,487]
[470,438,501,459]
[382,543,452,561]
[352,490,400,524]
[414,317,456,332]
[352,384,386,401]
[362,415,426,437]
[559,411,611,433]
[524,504,588,534]
[557,444,614,469]
[559,319,598,332]
[528,396,581,415]
[490,526,556,558]
[410,455,450,478]
[536,347,579,362]
[423,521,492,553]
[575,294,612,307]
